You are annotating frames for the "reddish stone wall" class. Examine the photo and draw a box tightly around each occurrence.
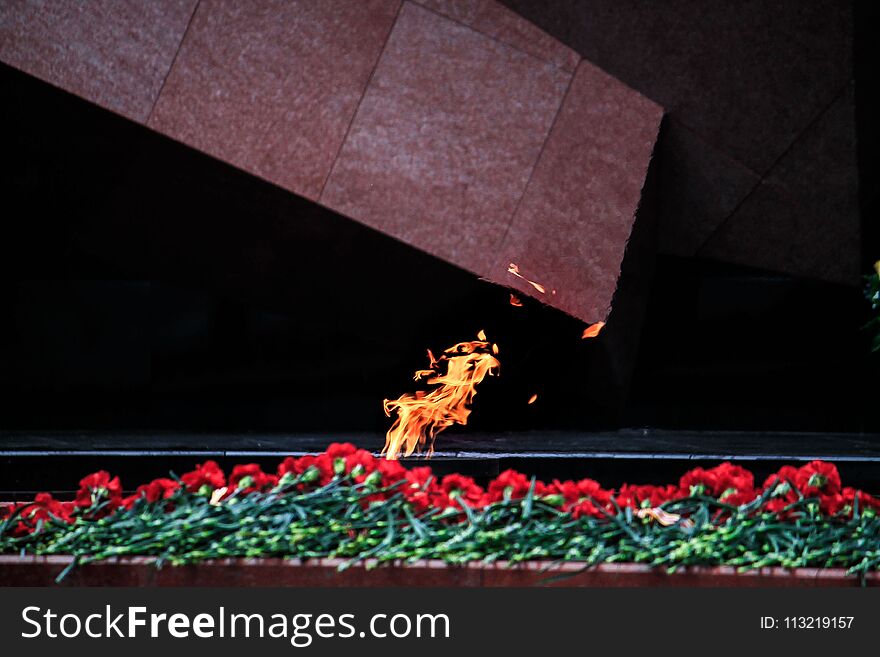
[0,0,663,325]
[0,556,875,587]
[501,0,860,285]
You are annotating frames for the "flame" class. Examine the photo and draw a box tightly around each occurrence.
[581,321,605,339]
[527,393,538,405]
[509,294,523,307]
[382,331,500,460]
[507,262,546,294]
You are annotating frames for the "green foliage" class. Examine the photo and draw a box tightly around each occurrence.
[2,472,878,584]
[865,261,880,352]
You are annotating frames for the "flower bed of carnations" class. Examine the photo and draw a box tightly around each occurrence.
[2,443,879,583]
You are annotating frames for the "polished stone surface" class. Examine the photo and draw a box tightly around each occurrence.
[495,61,662,320]
[500,0,858,283]
[1,556,874,587]
[321,2,571,277]
[2,430,878,498]
[3,428,878,458]
[501,0,852,175]
[0,0,196,122]
[415,0,579,71]
[0,0,662,325]
[149,0,401,199]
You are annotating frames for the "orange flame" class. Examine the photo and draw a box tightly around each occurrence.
[509,294,523,307]
[527,393,538,405]
[581,321,605,339]
[507,262,546,294]
[382,331,500,460]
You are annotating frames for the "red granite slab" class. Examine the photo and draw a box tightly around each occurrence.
[415,0,579,72]
[500,0,855,284]
[494,60,662,322]
[1,556,875,587]
[501,0,852,178]
[0,0,196,123]
[0,0,662,325]
[321,2,571,279]
[148,0,401,200]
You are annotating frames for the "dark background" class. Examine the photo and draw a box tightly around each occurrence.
[0,0,878,443]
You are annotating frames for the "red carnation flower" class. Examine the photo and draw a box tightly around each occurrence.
[326,443,358,459]
[229,464,278,494]
[435,474,484,510]
[276,456,299,478]
[486,469,532,502]
[719,489,758,507]
[284,454,335,486]
[401,467,437,513]
[836,488,880,517]
[764,497,797,519]
[439,473,475,491]
[375,459,407,486]
[124,478,180,509]
[795,461,841,496]
[819,493,845,517]
[343,449,376,481]
[14,493,75,534]
[762,465,799,493]
[617,484,679,509]
[679,467,723,497]
[548,478,613,518]
[711,463,754,495]
[75,471,123,509]
[181,461,226,492]
[568,501,600,519]
[354,459,409,503]
[404,466,436,492]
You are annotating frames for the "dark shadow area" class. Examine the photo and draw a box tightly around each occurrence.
[855,0,880,270]
[0,54,876,461]
[0,63,603,436]
[628,256,876,432]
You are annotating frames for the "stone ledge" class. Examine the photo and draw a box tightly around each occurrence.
[1,556,875,587]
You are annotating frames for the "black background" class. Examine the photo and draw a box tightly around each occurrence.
[1,61,876,437]
[0,0,878,441]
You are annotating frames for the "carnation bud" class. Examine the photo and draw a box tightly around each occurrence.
[300,466,320,484]
[689,484,706,497]
[236,475,254,490]
[350,464,365,478]
[278,472,296,487]
[771,481,791,497]
[541,494,564,507]
[333,458,347,475]
[808,473,827,490]
[197,484,213,497]
[364,470,383,488]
